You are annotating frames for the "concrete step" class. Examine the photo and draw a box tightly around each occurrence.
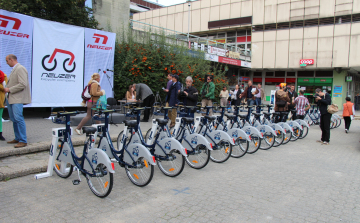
[0,134,119,181]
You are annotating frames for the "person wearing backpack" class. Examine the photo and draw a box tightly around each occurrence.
[274,83,290,123]
[75,73,105,135]
[342,97,355,133]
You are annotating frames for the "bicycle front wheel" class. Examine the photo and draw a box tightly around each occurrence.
[298,126,309,139]
[210,139,232,163]
[125,157,154,187]
[282,130,292,144]
[259,132,275,150]
[290,127,301,141]
[185,145,210,169]
[231,138,248,158]
[247,134,261,154]
[157,151,185,177]
[53,144,73,178]
[273,131,284,147]
[86,163,113,198]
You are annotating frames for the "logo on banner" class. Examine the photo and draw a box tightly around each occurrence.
[87,33,112,50]
[41,48,76,81]
[0,15,29,38]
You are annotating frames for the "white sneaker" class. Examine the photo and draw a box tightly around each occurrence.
[75,128,82,135]
[345,129,348,133]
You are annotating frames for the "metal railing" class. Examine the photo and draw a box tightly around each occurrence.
[130,19,251,61]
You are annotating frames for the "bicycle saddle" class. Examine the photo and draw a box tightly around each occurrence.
[263,112,272,116]
[124,120,137,127]
[205,115,217,121]
[156,118,169,125]
[225,114,236,119]
[252,113,262,117]
[182,117,194,123]
[82,127,97,135]
[237,114,247,119]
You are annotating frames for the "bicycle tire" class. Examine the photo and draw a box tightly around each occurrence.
[125,157,154,187]
[231,138,248,158]
[185,144,210,169]
[53,144,73,178]
[298,126,309,139]
[336,116,341,128]
[282,130,292,144]
[259,132,275,150]
[290,127,301,141]
[273,131,284,147]
[86,163,113,198]
[157,150,185,177]
[210,139,232,163]
[117,130,131,151]
[247,133,261,154]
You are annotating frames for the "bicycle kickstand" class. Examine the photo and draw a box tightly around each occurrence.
[72,167,82,185]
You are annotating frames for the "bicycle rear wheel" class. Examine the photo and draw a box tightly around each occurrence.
[125,157,154,187]
[282,130,292,144]
[259,132,275,150]
[210,139,232,163]
[247,134,261,154]
[290,127,301,141]
[231,138,248,158]
[185,145,210,169]
[157,151,185,177]
[53,144,73,178]
[298,126,309,139]
[86,163,113,198]
[273,131,284,147]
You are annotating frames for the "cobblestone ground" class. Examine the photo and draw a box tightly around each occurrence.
[1,121,360,222]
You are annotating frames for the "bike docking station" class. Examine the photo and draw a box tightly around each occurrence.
[34,126,73,179]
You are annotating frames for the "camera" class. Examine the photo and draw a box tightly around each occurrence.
[314,93,319,98]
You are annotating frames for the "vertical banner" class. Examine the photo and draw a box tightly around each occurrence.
[0,10,33,91]
[84,28,116,98]
[32,19,84,107]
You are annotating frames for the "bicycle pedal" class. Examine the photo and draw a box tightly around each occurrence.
[72,179,81,185]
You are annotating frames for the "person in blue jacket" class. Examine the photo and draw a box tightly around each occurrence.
[166,74,181,127]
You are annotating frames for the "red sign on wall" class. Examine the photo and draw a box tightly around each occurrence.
[300,59,314,65]
[218,56,241,66]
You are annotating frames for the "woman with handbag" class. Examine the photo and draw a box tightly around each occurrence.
[342,97,355,133]
[75,73,105,135]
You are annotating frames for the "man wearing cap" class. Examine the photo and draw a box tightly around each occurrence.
[315,88,331,145]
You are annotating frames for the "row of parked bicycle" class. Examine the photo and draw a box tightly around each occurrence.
[47,103,315,198]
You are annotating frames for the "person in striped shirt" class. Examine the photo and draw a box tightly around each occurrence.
[294,90,310,119]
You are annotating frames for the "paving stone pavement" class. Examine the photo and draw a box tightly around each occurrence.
[0,118,359,222]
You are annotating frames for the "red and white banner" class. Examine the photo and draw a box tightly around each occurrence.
[207,46,228,57]
[219,56,242,66]
[32,18,85,107]
[300,59,314,65]
[84,28,116,98]
[0,10,33,90]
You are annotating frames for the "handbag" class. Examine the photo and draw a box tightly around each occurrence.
[324,95,338,114]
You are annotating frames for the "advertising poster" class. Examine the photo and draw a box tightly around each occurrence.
[84,28,116,98]
[0,10,33,91]
[32,18,84,107]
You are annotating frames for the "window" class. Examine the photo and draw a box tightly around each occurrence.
[277,22,290,30]
[287,72,295,76]
[264,23,277,31]
[335,15,352,24]
[227,32,236,37]
[275,71,285,77]
[353,13,360,22]
[217,33,226,38]
[319,17,334,25]
[252,25,264,32]
[297,71,314,77]
[227,37,236,43]
[290,20,304,28]
[266,72,274,77]
[304,19,319,27]
[237,30,247,36]
[315,71,333,77]
[253,72,262,77]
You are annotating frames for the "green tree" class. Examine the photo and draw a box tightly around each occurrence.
[114,29,228,103]
[0,0,98,29]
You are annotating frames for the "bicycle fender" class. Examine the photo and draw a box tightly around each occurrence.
[98,137,114,159]
[255,125,277,136]
[226,128,251,142]
[278,122,293,134]
[84,149,115,173]
[268,123,286,134]
[125,143,156,165]
[207,130,236,145]
[286,121,302,130]
[155,138,187,157]
[58,142,75,166]
[242,126,264,139]
[183,133,213,150]
[294,119,310,128]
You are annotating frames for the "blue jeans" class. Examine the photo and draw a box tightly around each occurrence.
[255,98,261,113]
[246,99,255,121]
[6,101,27,143]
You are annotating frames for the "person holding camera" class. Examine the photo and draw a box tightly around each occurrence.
[315,88,331,145]
[274,83,290,123]
[178,76,198,118]
[200,75,215,116]
[167,74,181,127]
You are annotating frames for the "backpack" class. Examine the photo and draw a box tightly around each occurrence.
[81,83,92,101]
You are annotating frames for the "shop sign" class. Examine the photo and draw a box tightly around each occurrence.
[208,46,228,57]
[320,79,326,82]
[205,53,219,62]
[242,61,251,68]
[303,79,309,82]
[218,56,241,66]
[334,86,342,93]
[299,59,314,65]
[240,77,250,81]
[226,50,240,59]
[214,38,226,43]
[346,76,353,82]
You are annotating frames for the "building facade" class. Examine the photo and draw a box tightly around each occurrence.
[134,0,360,109]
